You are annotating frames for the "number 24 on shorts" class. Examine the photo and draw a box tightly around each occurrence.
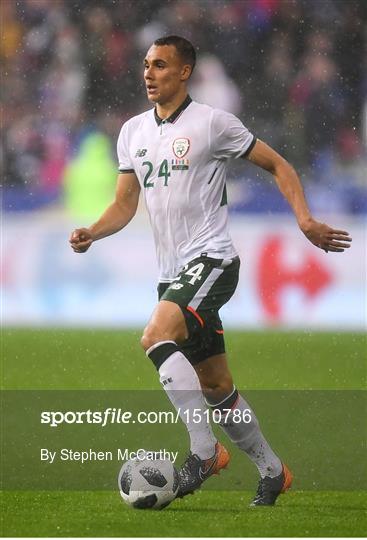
[184,263,205,285]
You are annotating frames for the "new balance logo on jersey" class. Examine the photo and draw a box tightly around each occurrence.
[135,148,147,157]
[162,377,173,386]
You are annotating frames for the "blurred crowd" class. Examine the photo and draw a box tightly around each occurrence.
[1,0,366,216]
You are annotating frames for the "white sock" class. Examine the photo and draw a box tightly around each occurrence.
[211,388,282,478]
[147,342,217,459]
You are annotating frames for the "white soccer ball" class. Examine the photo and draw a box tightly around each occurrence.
[118,456,179,510]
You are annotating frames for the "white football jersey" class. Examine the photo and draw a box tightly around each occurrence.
[117,96,255,281]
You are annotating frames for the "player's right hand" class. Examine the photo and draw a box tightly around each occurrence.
[69,228,94,253]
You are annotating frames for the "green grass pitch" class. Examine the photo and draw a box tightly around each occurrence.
[1,329,366,537]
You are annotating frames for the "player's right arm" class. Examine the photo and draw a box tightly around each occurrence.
[69,172,141,253]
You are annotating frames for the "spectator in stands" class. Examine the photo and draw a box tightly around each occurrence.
[1,0,366,214]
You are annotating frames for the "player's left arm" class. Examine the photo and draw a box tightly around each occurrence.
[245,139,352,252]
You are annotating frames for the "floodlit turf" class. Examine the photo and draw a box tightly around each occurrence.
[2,329,365,390]
[1,490,366,537]
[1,329,366,537]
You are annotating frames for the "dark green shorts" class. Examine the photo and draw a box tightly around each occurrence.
[158,255,240,365]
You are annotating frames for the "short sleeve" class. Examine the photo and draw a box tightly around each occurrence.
[210,109,256,160]
[117,122,134,173]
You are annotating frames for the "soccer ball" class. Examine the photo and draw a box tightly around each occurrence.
[118,456,179,510]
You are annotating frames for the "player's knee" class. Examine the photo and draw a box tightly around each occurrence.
[141,317,188,352]
[140,324,177,352]
[201,375,233,402]
[140,326,157,352]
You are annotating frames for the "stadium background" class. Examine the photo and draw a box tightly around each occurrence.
[2,0,366,329]
[1,0,366,537]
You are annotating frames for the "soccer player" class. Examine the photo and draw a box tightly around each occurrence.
[70,36,352,505]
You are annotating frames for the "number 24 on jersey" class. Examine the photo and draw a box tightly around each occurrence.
[142,159,171,188]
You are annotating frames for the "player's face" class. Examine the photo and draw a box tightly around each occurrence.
[144,45,190,104]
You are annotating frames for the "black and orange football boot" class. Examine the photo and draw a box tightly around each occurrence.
[177,442,230,498]
[250,463,293,506]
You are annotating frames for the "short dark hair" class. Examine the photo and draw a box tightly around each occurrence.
[153,35,196,76]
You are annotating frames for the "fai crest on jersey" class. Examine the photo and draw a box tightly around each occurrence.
[173,138,190,158]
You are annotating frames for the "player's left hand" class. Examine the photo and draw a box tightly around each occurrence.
[300,219,352,253]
